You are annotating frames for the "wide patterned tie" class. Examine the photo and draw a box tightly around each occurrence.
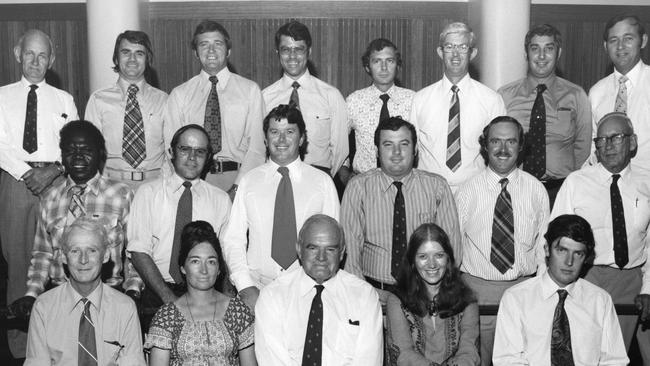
[491,178,515,274]
[391,181,407,279]
[271,167,297,269]
[289,81,301,109]
[524,84,547,179]
[379,93,390,122]
[551,289,574,366]
[170,181,192,283]
[122,84,146,168]
[205,76,222,153]
[302,285,324,366]
[446,85,461,172]
[78,298,97,366]
[614,75,628,114]
[611,174,629,268]
[23,84,38,154]
[68,185,87,219]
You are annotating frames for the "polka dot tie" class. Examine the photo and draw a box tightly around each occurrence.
[524,84,547,179]
[551,289,574,366]
[22,84,38,154]
[302,285,324,366]
[610,174,628,268]
[205,76,222,153]
[490,178,515,274]
[391,181,407,280]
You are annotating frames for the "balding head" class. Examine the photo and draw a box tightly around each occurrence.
[296,214,345,284]
[13,29,55,84]
[595,112,637,173]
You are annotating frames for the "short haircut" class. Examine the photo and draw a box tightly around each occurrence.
[60,216,108,253]
[112,30,154,73]
[59,120,108,169]
[603,14,646,42]
[525,24,562,51]
[177,221,229,291]
[15,29,55,57]
[596,112,635,135]
[191,20,232,51]
[275,20,312,49]
[262,104,307,159]
[361,38,402,69]
[439,22,476,48]
[373,116,417,148]
[544,214,596,268]
[297,214,345,249]
[169,124,213,176]
[478,115,526,166]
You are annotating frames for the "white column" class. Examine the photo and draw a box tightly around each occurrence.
[86,0,143,93]
[469,0,530,90]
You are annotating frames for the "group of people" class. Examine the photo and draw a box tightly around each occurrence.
[0,10,647,366]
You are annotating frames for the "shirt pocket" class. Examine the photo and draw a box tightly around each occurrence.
[303,110,331,147]
[333,320,361,364]
[633,197,650,234]
[551,107,576,140]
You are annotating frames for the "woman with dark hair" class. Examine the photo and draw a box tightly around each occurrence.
[146,221,257,366]
[386,223,479,365]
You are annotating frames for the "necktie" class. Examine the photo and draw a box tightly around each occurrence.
[205,76,222,153]
[289,81,301,109]
[170,181,192,283]
[302,285,324,366]
[69,185,87,219]
[551,289,574,366]
[490,178,515,274]
[23,84,38,154]
[446,85,461,172]
[271,167,297,268]
[122,84,146,168]
[524,84,547,179]
[78,298,97,366]
[379,93,390,123]
[615,76,628,114]
[611,174,628,268]
[391,181,407,279]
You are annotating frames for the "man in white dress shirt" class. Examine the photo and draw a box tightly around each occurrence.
[494,214,628,366]
[222,104,340,310]
[410,22,505,191]
[255,214,383,366]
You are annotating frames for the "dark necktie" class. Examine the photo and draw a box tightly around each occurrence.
[122,84,146,168]
[551,289,574,366]
[446,85,461,172]
[170,181,192,283]
[290,81,301,109]
[205,75,222,153]
[78,298,97,366]
[615,76,628,114]
[611,174,629,268]
[271,167,297,269]
[69,185,87,219]
[302,285,324,366]
[491,178,515,274]
[379,93,390,123]
[23,84,38,154]
[391,181,407,279]
[525,84,547,179]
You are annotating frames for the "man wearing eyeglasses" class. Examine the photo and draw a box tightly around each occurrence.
[127,124,231,329]
[262,20,348,181]
[410,22,505,192]
[498,24,592,209]
[551,112,650,360]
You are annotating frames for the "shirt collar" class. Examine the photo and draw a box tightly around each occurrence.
[65,172,101,196]
[378,169,414,193]
[20,76,46,88]
[442,73,471,91]
[281,70,313,90]
[117,77,146,98]
[267,157,303,181]
[524,74,557,94]
[595,162,632,184]
[298,266,339,298]
[485,167,520,191]
[614,59,643,86]
[372,83,396,96]
[65,281,104,314]
[541,270,577,300]
[200,68,231,91]
[167,173,202,193]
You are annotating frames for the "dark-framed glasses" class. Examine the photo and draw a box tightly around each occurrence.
[278,46,307,57]
[593,133,632,149]
[441,43,471,54]
[176,145,209,158]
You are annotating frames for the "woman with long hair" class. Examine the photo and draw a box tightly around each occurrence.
[386,223,479,365]
[146,221,257,366]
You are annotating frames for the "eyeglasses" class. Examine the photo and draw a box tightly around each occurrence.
[176,145,209,158]
[278,46,308,57]
[441,43,471,54]
[593,133,632,149]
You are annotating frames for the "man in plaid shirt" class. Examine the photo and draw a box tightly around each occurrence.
[9,120,135,318]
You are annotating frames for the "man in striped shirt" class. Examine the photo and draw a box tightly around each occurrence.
[342,117,460,307]
[455,116,549,366]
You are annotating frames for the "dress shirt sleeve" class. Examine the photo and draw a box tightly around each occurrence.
[235,85,266,184]
[454,187,469,267]
[118,300,147,366]
[572,90,593,168]
[599,295,630,366]
[341,179,365,279]
[254,289,292,365]
[25,202,53,298]
[125,186,153,292]
[84,93,100,126]
[492,292,529,366]
[322,176,341,221]
[0,104,31,179]
[385,293,432,365]
[221,179,255,291]
[162,90,184,151]
[119,188,143,293]
[436,183,462,266]
[24,298,50,366]
[353,286,383,366]
[448,302,480,366]
[63,92,79,121]
[535,191,551,275]
[328,89,349,176]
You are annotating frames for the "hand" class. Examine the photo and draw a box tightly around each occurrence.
[9,296,36,319]
[22,165,61,195]
[227,184,238,202]
[635,294,650,321]
[239,286,260,311]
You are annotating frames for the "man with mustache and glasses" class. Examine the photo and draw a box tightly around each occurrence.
[455,116,549,366]
[498,24,592,209]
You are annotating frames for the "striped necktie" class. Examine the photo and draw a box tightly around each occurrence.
[68,185,87,218]
[490,178,515,274]
[78,298,97,365]
[446,85,461,171]
[122,84,146,168]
